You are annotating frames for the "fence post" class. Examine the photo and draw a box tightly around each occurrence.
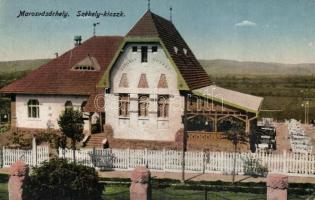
[202,151,205,173]
[127,148,130,169]
[32,137,37,167]
[145,148,148,167]
[92,147,96,167]
[163,148,166,172]
[1,146,4,168]
[283,150,287,174]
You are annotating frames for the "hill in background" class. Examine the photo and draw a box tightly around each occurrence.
[1,58,315,77]
[200,59,315,77]
[0,59,51,73]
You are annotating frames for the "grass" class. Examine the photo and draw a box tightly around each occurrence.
[104,185,266,200]
[0,174,8,200]
[0,174,312,200]
[104,185,312,200]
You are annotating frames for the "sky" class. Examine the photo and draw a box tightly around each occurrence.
[1,0,315,63]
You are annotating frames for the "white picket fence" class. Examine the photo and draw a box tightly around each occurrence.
[59,148,315,177]
[1,145,49,167]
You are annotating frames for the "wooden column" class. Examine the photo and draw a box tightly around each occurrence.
[214,113,218,132]
[89,112,92,135]
[245,117,250,135]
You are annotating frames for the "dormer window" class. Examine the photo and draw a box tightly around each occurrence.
[183,48,188,55]
[174,46,178,54]
[72,56,100,71]
[152,46,158,52]
[74,65,95,71]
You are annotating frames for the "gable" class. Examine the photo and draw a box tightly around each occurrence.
[98,11,211,91]
[72,56,101,71]
[97,38,190,91]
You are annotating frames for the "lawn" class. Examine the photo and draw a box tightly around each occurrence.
[0,174,8,200]
[104,185,267,200]
[0,175,311,200]
[104,185,311,200]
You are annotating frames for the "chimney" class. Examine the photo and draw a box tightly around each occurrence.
[55,52,58,58]
[74,35,82,47]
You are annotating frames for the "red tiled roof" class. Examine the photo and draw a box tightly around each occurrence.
[83,89,104,112]
[0,36,123,95]
[127,11,211,90]
[1,11,211,113]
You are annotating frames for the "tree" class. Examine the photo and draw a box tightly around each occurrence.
[23,158,104,200]
[223,118,247,183]
[58,108,84,162]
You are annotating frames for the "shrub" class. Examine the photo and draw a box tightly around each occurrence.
[7,131,32,149]
[35,131,65,149]
[0,123,9,133]
[23,158,104,200]
[243,156,268,177]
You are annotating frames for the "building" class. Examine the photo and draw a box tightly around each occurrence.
[0,11,263,150]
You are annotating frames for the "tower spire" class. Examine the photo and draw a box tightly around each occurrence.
[169,6,173,22]
[148,0,151,11]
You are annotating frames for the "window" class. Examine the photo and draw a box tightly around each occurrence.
[152,46,158,52]
[141,46,148,63]
[65,101,73,110]
[81,101,87,112]
[158,95,169,118]
[132,46,138,52]
[28,99,39,118]
[138,94,149,117]
[119,94,130,117]
[74,65,95,71]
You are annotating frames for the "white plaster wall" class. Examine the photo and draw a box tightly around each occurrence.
[16,94,90,133]
[105,43,184,141]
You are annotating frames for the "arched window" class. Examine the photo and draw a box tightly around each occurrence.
[28,99,39,118]
[65,101,73,110]
[81,101,87,112]
[138,95,149,117]
[157,95,169,118]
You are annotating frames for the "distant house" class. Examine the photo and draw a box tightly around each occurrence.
[0,11,263,149]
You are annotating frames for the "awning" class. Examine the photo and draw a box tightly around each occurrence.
[192,85,263,114]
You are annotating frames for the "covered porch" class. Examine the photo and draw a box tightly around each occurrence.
[187,85,263,134]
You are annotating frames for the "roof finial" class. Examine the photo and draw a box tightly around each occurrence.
[148,0,151,11]
[169,6,173,22]
[93,22,100,36]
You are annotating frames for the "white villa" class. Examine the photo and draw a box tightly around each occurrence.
[0,11,263,150]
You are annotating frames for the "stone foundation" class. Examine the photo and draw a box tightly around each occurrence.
[103,125,250,151]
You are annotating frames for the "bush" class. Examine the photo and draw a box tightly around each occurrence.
[35,131,65,149]
[23,158,104,200]
[0,123,9,133]
[7,131,32,149]
[243,157,268,177]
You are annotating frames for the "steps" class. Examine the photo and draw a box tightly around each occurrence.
[84,133,107,148]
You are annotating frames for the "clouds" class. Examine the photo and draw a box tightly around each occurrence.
[235,20,257,27]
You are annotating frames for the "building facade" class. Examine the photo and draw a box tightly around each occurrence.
[0,11,263,148]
